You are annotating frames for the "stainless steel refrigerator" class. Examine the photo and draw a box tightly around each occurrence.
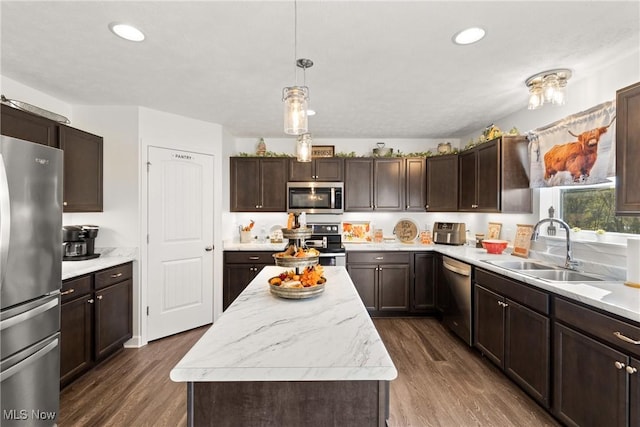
[1,135,63,426]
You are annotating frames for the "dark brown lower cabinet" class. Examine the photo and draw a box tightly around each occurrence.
[553,297,640,427]
[347,252,410,315]
[60,262,132,388]
[60,277,93,387]
[413,252,436,312]
[223,251,275,310]
[474,270,550,408]
[554,323,627,427]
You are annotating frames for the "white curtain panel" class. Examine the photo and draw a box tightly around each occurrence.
[528,100,617,188]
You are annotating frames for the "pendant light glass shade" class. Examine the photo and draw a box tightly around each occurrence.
[296,133,312,162]
[525,69,571,110]
[283,86,309,135]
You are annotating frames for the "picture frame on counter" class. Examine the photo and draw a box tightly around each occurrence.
[487,222,502,239]
[512,224,534,258]
[312,145,335,158]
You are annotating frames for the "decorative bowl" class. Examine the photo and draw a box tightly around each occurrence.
[482,239,509,254]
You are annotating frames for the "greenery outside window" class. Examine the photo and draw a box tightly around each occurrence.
[561,185,640,234]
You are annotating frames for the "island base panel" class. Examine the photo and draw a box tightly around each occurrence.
[188,380,389,427]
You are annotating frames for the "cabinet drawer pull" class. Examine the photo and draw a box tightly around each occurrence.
[614,361,626,370]
[61,289,75,296]
[248,256,260,260]
[613,331,640,345]
[110,272,123,279]
[375,256,384,260]
[627,366,638,375]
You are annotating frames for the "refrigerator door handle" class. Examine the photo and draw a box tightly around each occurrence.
[0,337,59,382]
[0,297,59,331]
[0,153,10,287]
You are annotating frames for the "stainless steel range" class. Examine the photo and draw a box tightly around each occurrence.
[305,223,346,267]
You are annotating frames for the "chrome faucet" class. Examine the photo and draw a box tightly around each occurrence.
[531,218,579,270]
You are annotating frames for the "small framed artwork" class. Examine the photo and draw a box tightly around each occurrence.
[512,224,534,258]
[487,222,502,239]
[312,145,335,158]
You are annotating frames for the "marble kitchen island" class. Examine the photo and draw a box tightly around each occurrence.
[170,266,397,427]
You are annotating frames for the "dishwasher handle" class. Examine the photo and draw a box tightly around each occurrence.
[443,258,471,276]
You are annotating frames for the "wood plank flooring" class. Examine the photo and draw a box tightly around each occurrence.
[59,318,561,427]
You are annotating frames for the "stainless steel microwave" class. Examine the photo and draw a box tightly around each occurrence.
[287,182,344,214]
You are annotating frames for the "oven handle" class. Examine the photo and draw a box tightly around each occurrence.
[0,337,59,382]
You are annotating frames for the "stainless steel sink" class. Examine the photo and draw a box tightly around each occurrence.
[523,269,605,282]
[481,259,561,271]
[481,259,607,282]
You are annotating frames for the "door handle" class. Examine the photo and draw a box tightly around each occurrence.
[205,246,213,251]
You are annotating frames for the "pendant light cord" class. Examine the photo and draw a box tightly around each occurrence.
[293,0,297,85]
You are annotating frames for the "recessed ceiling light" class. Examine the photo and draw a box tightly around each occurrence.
[307,109,316,116]
[108,22,145,42]
[452,27,486,45]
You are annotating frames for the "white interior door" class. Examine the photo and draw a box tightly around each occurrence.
[147,146,213,341]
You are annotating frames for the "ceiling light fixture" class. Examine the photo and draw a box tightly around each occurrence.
[108,22,145,42]
[525,69,572,110]
[282,0,313,136]
[452,27,486,45]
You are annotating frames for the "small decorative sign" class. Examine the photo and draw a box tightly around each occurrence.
[487,222,502,239]
[312,145,335,158]
[512,224,534,258]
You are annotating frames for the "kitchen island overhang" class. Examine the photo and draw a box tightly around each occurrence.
[170,266,397,427]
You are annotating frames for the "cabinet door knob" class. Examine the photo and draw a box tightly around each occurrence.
[205,246,213,251]
[61,288,75,296]
[614,361,626,370]
[425,205,429,209]
[87,299,94,304]
[97,295,103,300]
[63,201,68,206]
[626,365,638,374]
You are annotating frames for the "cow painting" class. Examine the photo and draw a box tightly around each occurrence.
[543,117,616,182]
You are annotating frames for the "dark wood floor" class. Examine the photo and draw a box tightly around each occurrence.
[60,318,560,427]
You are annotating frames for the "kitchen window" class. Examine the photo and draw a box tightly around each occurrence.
[539,179,640,241]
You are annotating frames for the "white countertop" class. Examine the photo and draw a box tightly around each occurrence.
[432,245,640,323]
[62,247,136,280]
[224,241,639,323]
[170,266,398,382]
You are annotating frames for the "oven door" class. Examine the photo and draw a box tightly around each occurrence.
[287,182,343,214]
[318,253,346,267]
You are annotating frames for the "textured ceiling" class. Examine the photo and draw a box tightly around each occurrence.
[1,1,638,138]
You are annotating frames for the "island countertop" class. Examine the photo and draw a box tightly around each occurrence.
[170,266,398,383]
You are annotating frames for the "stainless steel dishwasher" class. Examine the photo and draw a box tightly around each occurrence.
[441,256,473,345]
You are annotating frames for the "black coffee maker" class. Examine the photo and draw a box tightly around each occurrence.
[62,225,101,261]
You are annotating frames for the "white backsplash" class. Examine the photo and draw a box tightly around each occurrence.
[223,212,631,280]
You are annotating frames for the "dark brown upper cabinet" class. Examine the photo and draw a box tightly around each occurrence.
[1,104,104,212]
[458,136,531,213]
[616,81,640,215]
[426,154,458,212]
[288,158,343,182]
[1,103,59,147]
[405,158,427,211]
[230,157,288,212]
[59,126,103,212]
[344,158,404,211]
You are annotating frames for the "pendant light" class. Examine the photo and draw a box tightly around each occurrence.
[282,0,313,135]
[296,132,313,162]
